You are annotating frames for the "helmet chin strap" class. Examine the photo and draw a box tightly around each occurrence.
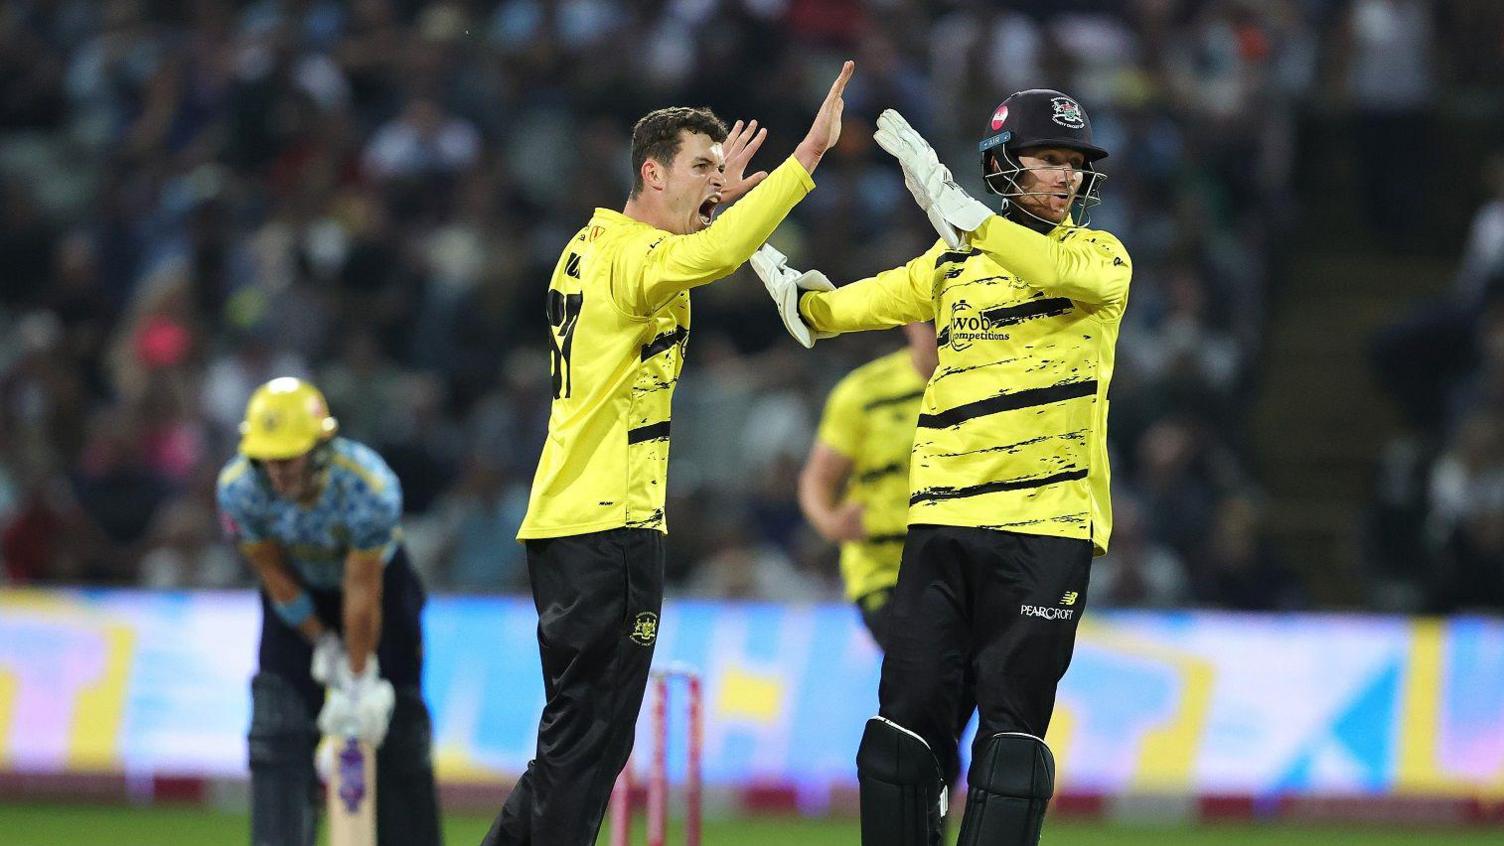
[984,149,1101,231]
[1000,197,1064,233]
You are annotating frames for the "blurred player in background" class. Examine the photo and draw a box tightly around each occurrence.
[481,61,855,846]
[217,377,441,846]
[799,323,936,651]
[755,89,1130,845]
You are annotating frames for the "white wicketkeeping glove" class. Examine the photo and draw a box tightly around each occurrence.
[310,632,343,685]
[750,244,837,349]
[318,655,396,747]
[873,109,993,249]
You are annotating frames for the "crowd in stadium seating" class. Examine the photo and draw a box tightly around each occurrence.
[0,0,1490,610]
[1367,150,1504,613]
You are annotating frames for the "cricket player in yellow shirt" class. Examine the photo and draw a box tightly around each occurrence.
[754,89,1130,846]
[481,61,854,846]
[800,324,934,648]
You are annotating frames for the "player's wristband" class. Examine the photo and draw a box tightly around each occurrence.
[272,591,315,628]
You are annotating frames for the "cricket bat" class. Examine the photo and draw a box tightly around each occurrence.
[326,733,377,846]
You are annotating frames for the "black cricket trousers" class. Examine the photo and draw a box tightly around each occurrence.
[482,528,664,845]
[876,525,1092,785]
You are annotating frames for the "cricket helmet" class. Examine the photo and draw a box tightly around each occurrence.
[978,89,1107,222]
[238,377,339,460]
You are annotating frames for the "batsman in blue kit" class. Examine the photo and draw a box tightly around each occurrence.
[216,377,441,846]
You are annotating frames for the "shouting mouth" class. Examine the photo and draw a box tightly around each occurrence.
[698,195,721,227]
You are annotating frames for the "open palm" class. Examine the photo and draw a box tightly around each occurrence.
[719,119,769,205]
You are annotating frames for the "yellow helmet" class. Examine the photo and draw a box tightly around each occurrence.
[238,377,339,460]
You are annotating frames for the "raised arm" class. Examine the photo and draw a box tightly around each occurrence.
[872,108,1131,307]
[629,156,816,308]
[967,215,1131,307]
[797,241,945,334]
[626,61,856,311]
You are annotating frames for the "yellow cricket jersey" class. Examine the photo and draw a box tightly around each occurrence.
[816,348,927,601]
[799,214,1131,555]
[518,156,816,539]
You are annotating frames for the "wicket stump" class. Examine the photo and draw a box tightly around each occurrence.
[609,664,702,846]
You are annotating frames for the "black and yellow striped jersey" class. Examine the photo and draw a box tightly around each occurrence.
[518,156,815,539]
[799,214,1130,554]
[816,348,927,601]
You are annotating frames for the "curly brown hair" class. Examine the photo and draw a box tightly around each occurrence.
[629,106,728,198]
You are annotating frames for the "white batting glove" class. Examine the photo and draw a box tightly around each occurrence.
[318,655,396,747]
[873,109,993,248]
[310,632,343,685]
[750,244,837,349]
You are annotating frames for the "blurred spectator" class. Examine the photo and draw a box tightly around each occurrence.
[685,508,837,602]
[0,0,1435,610]
[1090,495,1192,609]
[1454,153,1504,304]
[1367,152,1504,613]
[1333,0,1436,245]
[416,456,529,593]
[1371,155,1504,433]
[137,471,241,589]
[362,95,479,181]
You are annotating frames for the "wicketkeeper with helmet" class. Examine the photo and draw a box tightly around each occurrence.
[216,377,442,846]
[752,89,1130,845]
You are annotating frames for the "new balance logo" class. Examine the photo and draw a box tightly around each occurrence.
[1060,591,1078,606]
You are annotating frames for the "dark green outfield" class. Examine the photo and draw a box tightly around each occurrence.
[0,803,1488,845]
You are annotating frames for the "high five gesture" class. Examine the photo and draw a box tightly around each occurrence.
[795,60,856,173]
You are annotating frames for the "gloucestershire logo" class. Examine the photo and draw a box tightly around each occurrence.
[947,300,1010,351]
[1060,591,1079,606]
[630,611,659,646]
[1050,97,1085,129]
[990,104,1009,130]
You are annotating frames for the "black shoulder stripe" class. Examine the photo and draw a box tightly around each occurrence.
[934,248,980,267]
[865,533,907,545]
[640,326,688,361]
[981,297,1073,326]
[917,380,1096,429]
[909,468,1087,505]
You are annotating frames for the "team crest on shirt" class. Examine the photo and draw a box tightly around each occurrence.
[1050,97,1085,129]
[630,611,659,646]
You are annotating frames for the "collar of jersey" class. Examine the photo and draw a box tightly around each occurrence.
[595,207,656,229]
